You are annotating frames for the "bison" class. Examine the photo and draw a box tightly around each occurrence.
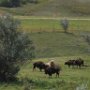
[44,65,61,77]
[44,61,61,77]
[45,60,55,67]
[65,60,76,67]
[33,61,46,71]
[75,58,84,68]
[65,58,84,68]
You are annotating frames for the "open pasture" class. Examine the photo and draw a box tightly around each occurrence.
[20,18,90,58]
[20,19,90,33]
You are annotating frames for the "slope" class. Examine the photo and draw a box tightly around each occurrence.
[0,0,90,17]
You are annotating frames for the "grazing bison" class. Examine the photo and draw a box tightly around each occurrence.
[33,61,46,71]
[44,61,61,77]
[44,65,61,77]
[65,58,84,68]
[75,58,84,68]
[65,60,76,67]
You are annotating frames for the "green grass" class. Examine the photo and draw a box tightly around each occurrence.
[29,32,90,58]
[20,19,90,33]
[0,0,90,17]
[19,19,90,58]
[0,56,90,90]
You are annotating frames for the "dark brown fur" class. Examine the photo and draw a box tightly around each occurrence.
[65,58,84,68]
[44,64,61,77]
[33,61,46,71]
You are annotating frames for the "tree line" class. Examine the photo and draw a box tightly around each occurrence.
[0,0,38,7]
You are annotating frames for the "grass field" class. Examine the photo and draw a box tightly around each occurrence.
[19,18,90,58]
[16,19,90,90]
[20,19,90,33]
[0,56,90,90]
[19,19,90,58]
[29,32,90,58]
[0,0,90,17]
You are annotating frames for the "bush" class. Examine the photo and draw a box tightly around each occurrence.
[61,19,69,33]
[0,0,38,7]
[0,0,21,7]
[0,14,35,82]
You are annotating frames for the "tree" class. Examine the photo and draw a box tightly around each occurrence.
[0,14,35,81]
[61,19,69,33]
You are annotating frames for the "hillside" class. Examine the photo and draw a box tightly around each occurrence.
[29,32,90,58]
[0,0,90,17]
[18,19,90,58]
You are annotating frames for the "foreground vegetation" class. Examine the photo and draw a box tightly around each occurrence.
[0,14,35,81]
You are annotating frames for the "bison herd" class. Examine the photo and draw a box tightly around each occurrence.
[33,58,85,77]
[65,58,84,68]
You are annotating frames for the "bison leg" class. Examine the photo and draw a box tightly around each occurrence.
[68,65,71,68]
[48,74,52,78]
[39,68,42,72]
[33,65,36,71]
[79,65,81,68]
[56,72,59,77]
